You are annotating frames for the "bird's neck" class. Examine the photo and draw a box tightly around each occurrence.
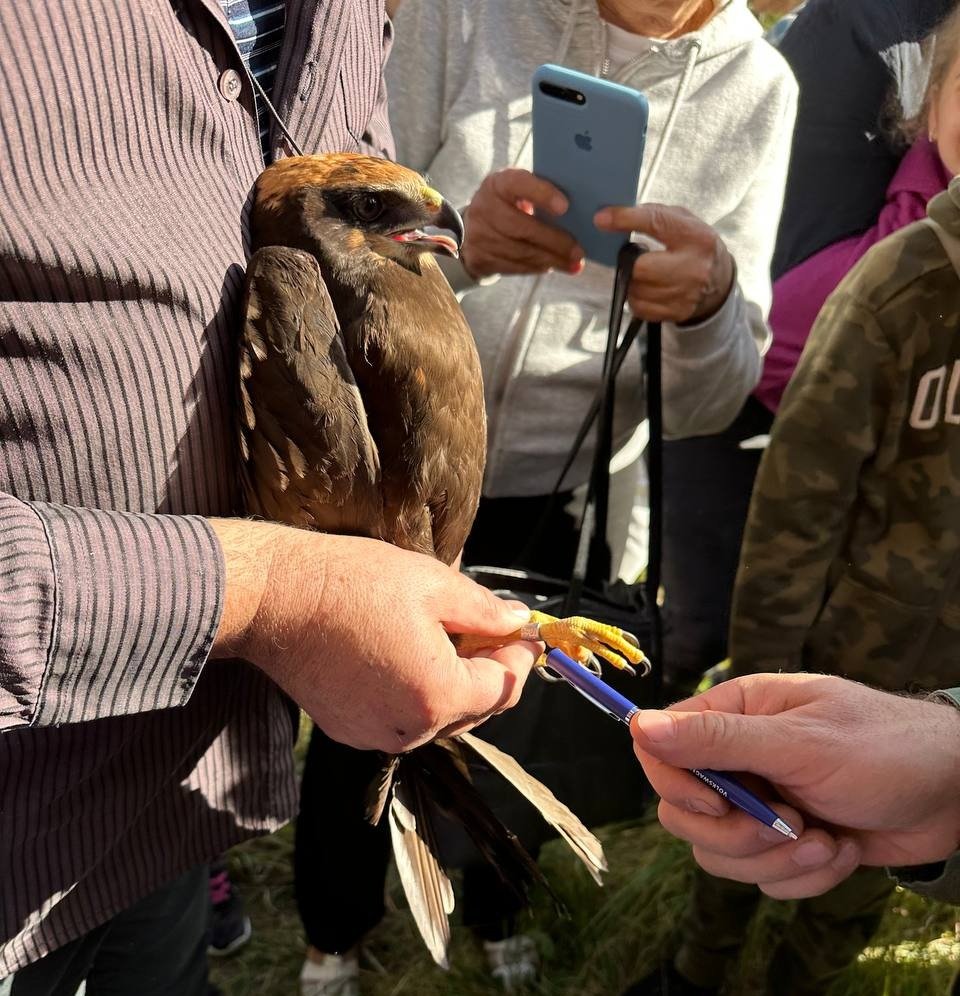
[314,246,380,335]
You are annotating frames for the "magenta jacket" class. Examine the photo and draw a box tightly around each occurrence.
[756,137,952,412]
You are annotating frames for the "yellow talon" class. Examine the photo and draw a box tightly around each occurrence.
[526,611,649,675]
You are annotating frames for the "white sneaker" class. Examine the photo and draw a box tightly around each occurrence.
[483,935,539,990]
[298,949,359,996]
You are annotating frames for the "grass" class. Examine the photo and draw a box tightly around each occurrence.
[211,721,958,996]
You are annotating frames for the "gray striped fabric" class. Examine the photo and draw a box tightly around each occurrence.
[0,0,393,975]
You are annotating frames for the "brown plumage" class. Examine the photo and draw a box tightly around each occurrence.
[239,153,484,563]
[237,154,605,965]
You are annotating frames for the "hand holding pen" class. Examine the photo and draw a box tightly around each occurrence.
[545,651,798,842]
[629,672,960,900]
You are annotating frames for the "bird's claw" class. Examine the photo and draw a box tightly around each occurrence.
[526,611,650,678]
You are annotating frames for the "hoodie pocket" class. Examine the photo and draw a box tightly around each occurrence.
[804,573,934,689]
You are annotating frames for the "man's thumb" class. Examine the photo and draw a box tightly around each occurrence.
[442,574,532,637]
[631,708,782,773]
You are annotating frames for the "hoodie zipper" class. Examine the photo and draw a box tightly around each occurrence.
[599,23,611,77]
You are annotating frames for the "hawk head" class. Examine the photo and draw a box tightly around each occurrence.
[251,153,464,267]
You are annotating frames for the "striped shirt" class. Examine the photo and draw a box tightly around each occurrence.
[218,0,287,158]
[0,0,392,976]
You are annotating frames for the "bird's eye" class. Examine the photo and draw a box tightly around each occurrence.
[354,194,384,223]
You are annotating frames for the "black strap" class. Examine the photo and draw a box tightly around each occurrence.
[514,243,664,696]
[562,243,663,652]
[645,317,664,706]
[564,248,634,608]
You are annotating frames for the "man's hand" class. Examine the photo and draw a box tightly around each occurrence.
[460,168,585,279]
[209,519,540,753]
[593,204,735,324]
[630,673,960,899]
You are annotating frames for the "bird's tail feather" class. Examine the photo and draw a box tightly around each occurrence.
[394,742,553,902]
[458,731,607,885]
[388,774,455,968]
[367,741,556,965]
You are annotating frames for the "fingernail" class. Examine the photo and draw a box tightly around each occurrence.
[551,195,568,214]
[594,208,611,227]
[511,608,532,620]
[568,260,585,275]
[688,797,724,817]
[792,840,833,868]
[635,710,676,743]
[834,840,860,867]
[758,825,786,844]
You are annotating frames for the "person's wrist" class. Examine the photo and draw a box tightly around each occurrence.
[685,242,735,325]
[208,517,287,662]
[459,229,488,282]
[926,696,960,837]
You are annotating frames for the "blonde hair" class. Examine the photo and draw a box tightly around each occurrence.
[900,4,960,144]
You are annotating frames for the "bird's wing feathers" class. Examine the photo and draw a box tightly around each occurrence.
[459,732,608,885]
[366,754,399,828]
[341,260,486,564]
[238,246,381,532]
[388,778,455,968]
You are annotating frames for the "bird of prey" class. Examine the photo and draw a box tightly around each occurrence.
[237,153,645,963]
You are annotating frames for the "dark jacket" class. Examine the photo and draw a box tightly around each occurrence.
[773,0,953,276]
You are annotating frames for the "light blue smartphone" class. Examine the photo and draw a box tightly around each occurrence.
[532,64,648,267]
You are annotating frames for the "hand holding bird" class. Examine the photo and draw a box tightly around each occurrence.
[210,518,541,752]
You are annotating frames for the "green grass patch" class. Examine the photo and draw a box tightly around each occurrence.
[211,813,957,995]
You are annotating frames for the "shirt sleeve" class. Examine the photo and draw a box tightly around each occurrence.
[729,295,896,674]
[660,279,762,439]
[0,492,224,730]
[660,69,797,439]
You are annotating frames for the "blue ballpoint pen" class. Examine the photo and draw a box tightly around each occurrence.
[545,649,799,841]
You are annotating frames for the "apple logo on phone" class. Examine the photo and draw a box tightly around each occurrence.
[574,130,593,151]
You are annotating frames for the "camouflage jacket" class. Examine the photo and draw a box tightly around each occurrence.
[730,179,960,692]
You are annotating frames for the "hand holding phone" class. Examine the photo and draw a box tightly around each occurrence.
[461,168,586,280]
[532,65,649,267]
[594,203,736,323]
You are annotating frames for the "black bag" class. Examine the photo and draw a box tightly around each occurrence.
[458,243,665,847]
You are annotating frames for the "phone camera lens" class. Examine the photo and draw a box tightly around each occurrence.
[538,80,587,105]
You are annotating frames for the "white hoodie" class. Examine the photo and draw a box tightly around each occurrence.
[386,0,797,497]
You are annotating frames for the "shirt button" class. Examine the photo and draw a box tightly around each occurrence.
[219,69,243,102]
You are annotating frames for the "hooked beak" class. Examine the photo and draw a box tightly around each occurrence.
[390,198,464,258]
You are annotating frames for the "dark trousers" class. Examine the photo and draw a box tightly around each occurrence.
[661,396,773,696]
[465,490,580,577]
[3,866,210,996]
[294,728,392,954]
[676,865,894,993]
[294,494,578,953]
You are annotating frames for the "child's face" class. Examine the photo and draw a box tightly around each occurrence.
[929,52,960,176]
